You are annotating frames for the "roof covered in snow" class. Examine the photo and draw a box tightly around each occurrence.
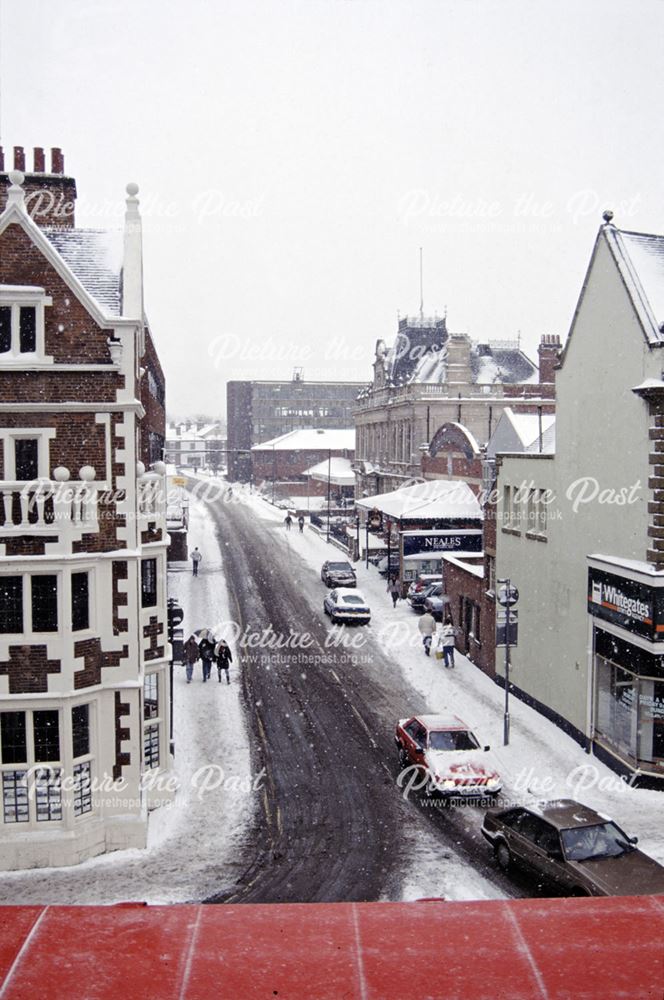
[487,408,556,458]
[604,227,664,343]
[252,428,356,452]
[356,479,482,520]
[43,227,124,316]
[302,456,356,485]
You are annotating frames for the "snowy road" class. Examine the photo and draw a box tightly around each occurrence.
[201,484,526,904]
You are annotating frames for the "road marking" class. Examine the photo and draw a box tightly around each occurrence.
[329,669,342,685]
[276,804,283,836]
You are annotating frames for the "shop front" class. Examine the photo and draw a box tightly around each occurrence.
[588,557,664,786]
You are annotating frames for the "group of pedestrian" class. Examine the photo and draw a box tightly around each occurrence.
[418,611,457,667]
[284,514,305,532]
[184,634,233,684]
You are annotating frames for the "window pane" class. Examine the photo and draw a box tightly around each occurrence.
[73,761,92,816]
[19,306,36,353]
[144,674,158,720]
[0,306,10,353]
[71,572,89,631]
[31,575,58,632]
[0,577,23,633]
[144,723,160,769]
[1,711,27,764]
[141,558,157,608]
[34,768,62,822]
[33,710,60,762]
[2,770,29,823]
[72,704,90,758]
[15,438,39,481]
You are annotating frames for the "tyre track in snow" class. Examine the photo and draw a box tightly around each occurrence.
[201,489,530,904]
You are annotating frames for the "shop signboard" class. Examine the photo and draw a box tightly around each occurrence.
[588,567,664,642]
[401,530,482,558]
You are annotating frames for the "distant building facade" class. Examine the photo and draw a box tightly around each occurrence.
[251,428,355,499]
[354,314,559,496]
[165,421,226,472]
[227,374,364,481]
[0,146,172,869]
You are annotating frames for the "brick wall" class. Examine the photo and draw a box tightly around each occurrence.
[0,225,114,363]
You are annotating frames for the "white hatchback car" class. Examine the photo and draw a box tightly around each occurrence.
[323,588,371,625]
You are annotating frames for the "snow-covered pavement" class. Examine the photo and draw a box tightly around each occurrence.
[234,484,664,872]
[0,498,257,905]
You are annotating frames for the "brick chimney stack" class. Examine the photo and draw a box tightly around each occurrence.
[0,144,77,227]
[538,334,562,385]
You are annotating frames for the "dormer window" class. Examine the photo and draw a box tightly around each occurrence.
[0,286,52,362]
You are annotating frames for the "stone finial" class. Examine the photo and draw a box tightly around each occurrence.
[5,170,26,211]
[602,209,614,225]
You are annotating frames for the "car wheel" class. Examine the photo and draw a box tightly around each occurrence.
[571,886,591,897]
[495,840,512,872]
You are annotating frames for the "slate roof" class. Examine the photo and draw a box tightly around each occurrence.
[43,227,124,316]
[471,344,538,384]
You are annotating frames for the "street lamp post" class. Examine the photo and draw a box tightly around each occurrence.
[271,444,276,504]
[326,449,331,543]
[355,514,360,561]
[497,578,519,746]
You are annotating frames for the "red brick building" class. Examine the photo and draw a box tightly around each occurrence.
[251,427,355,499]
[0,146,171,869]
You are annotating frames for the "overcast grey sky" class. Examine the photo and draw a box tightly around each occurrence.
[2,0,663,416]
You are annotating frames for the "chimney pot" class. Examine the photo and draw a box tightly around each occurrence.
[51,147,64,173]
[33,147,45,172]
[13,146,25,171]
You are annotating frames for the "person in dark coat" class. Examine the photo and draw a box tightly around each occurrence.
[184,634,200,683]
[297,515,305,533]
[387,576,401,608]
[199,638,214,682]
[284,514,293,530]
[214,639,233,684]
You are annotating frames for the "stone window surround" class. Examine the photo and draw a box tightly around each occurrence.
[0,286,53,363]
[0,427,56,481]
[0,565,96,639]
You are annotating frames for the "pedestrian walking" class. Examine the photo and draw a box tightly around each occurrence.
[297,515,305,533]
[191,547,202,576]
[183,634,200,684]
[439,616,456,668]
[214,639,233,684]
[418,611,437,656]
[387,576,401,608]
[284,514,293,531]
[199,638,214,682]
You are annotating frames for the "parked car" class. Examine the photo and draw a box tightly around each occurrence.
[422,585,449,620]
[395,714,502,797]
[481,798,664,896]
[321,560,357,588]
[323,588,371,625]
[409,581,444,613]
[406,574,443,601]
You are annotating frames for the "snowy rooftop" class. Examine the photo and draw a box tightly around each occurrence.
[302,456,356,485]
[606,227,664,343]
[356,479,482,520]
[252,428,356,451]
[487,407,556,458]
[43,227,124,316]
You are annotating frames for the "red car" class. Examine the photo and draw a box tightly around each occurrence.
[395,713,502,797]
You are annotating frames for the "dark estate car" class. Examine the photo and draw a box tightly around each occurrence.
[481,798,664,897]
[409,582,444,614]
[321,560,357,588]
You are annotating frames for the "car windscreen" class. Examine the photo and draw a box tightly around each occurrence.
[340,595,365,605]
[329,563,352,571]
[561,822,632,861]
[429,729,480,751]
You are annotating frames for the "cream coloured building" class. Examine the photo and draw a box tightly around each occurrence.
[496,217,664,785]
